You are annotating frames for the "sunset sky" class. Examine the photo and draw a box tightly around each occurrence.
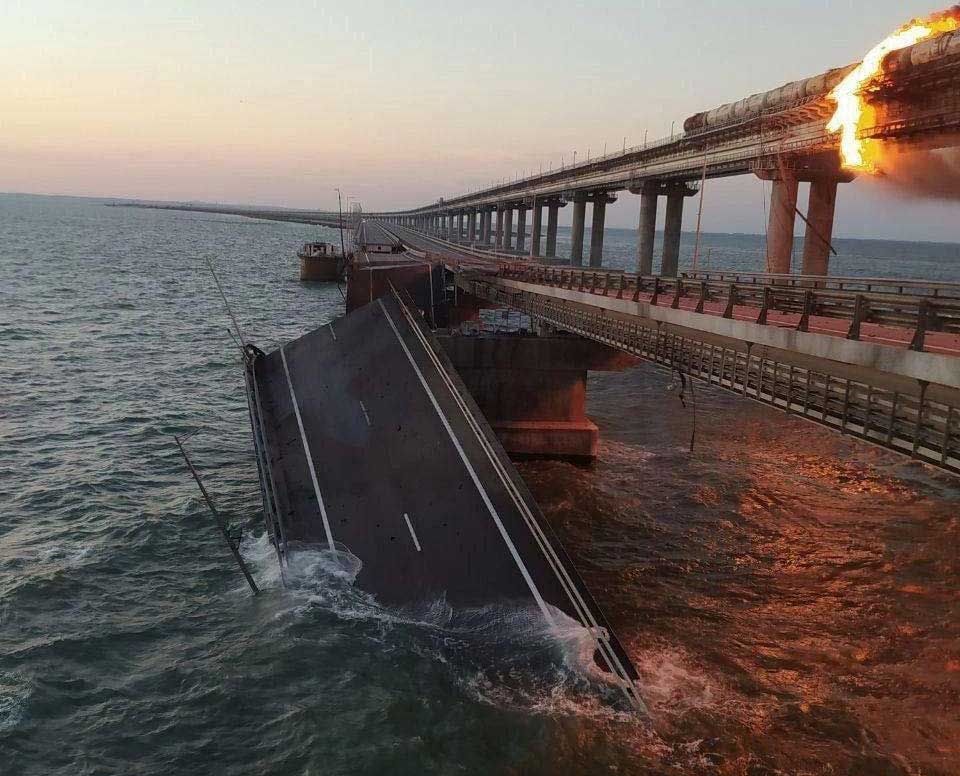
[2,0,958,241]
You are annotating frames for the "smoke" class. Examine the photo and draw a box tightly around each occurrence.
[875,144,960,200]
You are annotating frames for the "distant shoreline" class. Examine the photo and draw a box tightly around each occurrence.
[2,191,958,248]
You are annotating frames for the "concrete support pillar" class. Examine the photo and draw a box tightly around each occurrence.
[502,207,514,250]
[495,207,504,249]
[662,189,685,277]
[516,207,527,253]
[459,211,466,240]
[801,179,838,277]
[637,189,658,275]
[531,204,543,257]
[570,196,587,265]
[468,211,476,243]
[546,202,559,258]
[766,177,799,275]
[589,198,607,267]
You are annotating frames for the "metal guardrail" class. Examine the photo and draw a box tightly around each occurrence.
[680,271,960,300]
[467,280,960,477]
[496,265,960,353]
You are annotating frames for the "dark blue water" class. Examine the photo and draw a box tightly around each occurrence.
[2,193,959,775]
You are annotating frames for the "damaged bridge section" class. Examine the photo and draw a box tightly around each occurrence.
[244,289,644,712]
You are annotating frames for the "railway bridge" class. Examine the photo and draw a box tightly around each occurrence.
[371,30,960,280]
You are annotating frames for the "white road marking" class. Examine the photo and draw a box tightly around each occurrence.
[328,323,337,341]
[359,400,372,426]
[279,346,335,551]
[378,298,553,625]
[403,513,422,552]
[390,290,646,713]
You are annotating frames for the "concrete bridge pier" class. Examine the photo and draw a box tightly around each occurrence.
[802,178,839,276]
[570,195,587,265]
[530,203,542,257]
[546,200,562,258]
[502,206,514,251]
[589,194,616,267]
[662,184,696,277]
[516,206,527,253]
[765,175,799,274]
[637,185,658,275]
[495,206,504,249]
[467,211,477,243]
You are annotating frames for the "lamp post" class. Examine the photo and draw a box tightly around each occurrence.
[335,188,347,260]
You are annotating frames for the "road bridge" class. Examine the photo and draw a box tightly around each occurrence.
[244,287,644,711]
[370,220,960,477]
[370,31,960,280]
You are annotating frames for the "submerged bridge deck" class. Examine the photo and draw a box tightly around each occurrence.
[372,220,960,476]
[245,289,644,710]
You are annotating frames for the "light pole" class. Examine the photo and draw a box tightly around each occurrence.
[335,188,347,260]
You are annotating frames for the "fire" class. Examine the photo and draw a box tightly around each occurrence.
[827,9,960,171]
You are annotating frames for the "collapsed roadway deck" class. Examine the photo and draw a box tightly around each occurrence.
[244,288,644,712]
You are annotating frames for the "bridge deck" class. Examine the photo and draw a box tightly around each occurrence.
[248,290,643,710]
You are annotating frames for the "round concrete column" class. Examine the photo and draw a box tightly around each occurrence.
[661,189,685,277]
[766,177,799,275]
[530,204,543,257]
[546,202,560,258]
[570,197,587,265]
[502,207,514,250]
[801,179,838,277]
[637,188,658,275]
[589,198,607,267]
[516,207,527,253]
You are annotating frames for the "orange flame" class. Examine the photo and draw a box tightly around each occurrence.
[827,10,960,171]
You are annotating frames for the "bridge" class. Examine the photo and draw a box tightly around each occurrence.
[360,220,960,478]
[370,30,960,281]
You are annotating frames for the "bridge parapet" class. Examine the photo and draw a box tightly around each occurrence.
[495,264,960,359]
[464,274,960,477]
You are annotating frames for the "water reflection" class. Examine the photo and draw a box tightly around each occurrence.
[519,362,960,775]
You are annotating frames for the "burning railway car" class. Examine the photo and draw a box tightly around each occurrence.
[883,29,960,76]
[682,65,856,136]
[684,27,960,138]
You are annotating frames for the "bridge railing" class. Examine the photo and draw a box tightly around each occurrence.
[680,270,960,300]
[495,264,960,353]
[465,278,960,476]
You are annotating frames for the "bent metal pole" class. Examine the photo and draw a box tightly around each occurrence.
[174,435,260,596]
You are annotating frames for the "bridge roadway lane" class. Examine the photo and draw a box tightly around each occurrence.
[252,291,643,710]
[373,220,960,360]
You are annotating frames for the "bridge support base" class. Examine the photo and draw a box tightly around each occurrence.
[438,333,636,460]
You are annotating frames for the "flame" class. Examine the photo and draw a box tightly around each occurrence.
[827,10,960,171]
